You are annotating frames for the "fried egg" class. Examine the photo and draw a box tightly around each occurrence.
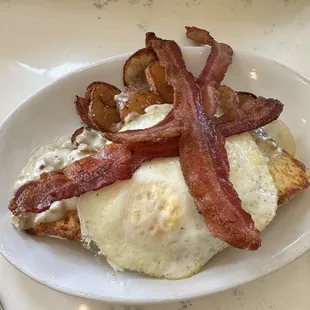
[78,104,278,279]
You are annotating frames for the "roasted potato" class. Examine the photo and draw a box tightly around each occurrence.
[145,60,173,103]
[115,87,164,122]
[88,85,121,132]
[74,96,93,127]
[123,48,157,88]
[85,81,120,105]
[75,82,121,132]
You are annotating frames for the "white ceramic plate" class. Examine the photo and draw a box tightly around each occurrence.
[0,47,309,304]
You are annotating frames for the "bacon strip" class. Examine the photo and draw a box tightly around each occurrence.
[104,110,182,145]
[185,26,233,88]
[185,26,233,118]
[200,81,220,118]
[215,97,283,137]
[148,37,260,250]
[145,32,159,47]
[104,96,283,148]
[9,142,178,216]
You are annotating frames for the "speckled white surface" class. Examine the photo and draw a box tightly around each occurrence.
[1,0,310,309]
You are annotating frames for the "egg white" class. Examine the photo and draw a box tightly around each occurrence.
[78,104,278,279]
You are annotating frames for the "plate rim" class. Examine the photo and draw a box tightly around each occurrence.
[1,47,310,304]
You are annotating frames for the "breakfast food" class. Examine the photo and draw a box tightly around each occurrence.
[9,27,309,278]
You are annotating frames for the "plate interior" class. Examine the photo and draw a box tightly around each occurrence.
[0,47,309,303]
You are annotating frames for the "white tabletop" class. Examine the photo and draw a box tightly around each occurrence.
[1,0,310,309]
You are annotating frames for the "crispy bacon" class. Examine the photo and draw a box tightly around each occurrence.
[200,81,220,118]
[145,32,159,47]
[9,142,178,216]
[185,26,233,118]
[215,97,283,137]
[104,95,283,149]
[104,110,182,145]
[148,37,261,250]
[124,136,179,158]
[237,91,257,106]
[10,144,133,215]
[185,26,233,88]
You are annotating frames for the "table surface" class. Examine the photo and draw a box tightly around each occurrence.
[1,0,310,309]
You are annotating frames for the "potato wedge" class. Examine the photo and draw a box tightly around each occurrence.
[85,81,121,105]
[74,96,93,127]
[145,60,174,103]
[85,82,100,101]
[123,48,157,88]
[74,82,121,131]
[88,86,121,132]
[115,87,164,122]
